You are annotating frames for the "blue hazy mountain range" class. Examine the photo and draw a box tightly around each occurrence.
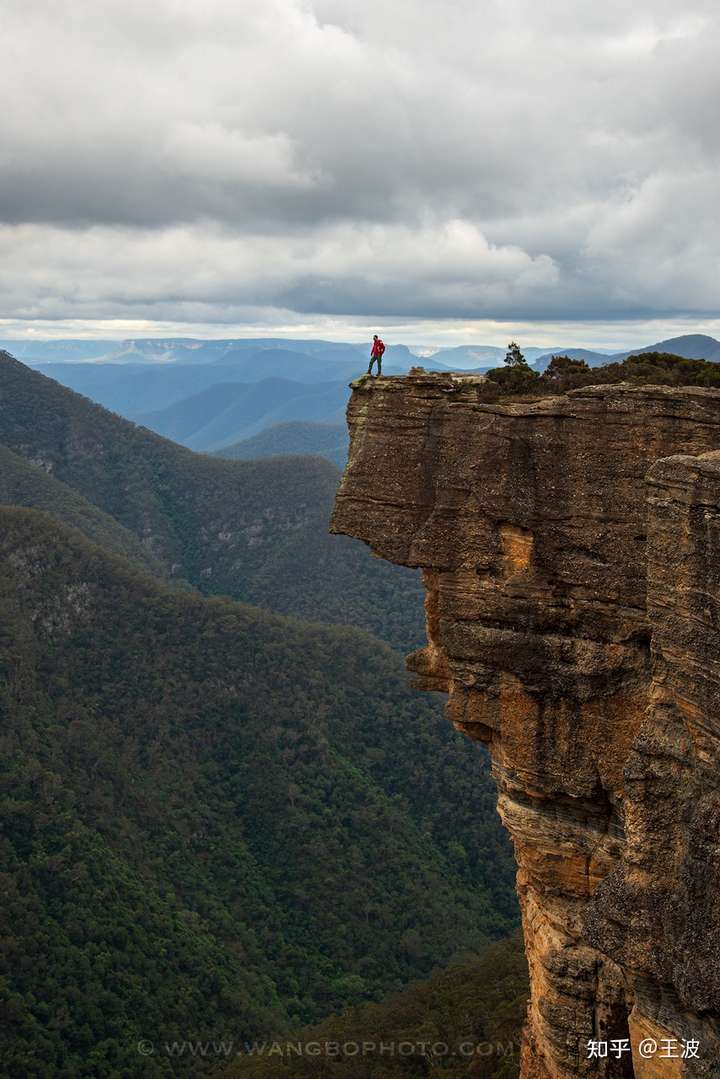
[6,333,719,456]
[213,421,349,470]
[137,378,351,452]
[6,333,718,371]
[1,337,365,364]
[3,337,423,369]
[23,345,440,418]
[32,359,365,415]
[532,334,720,371]
[0,336,595,371]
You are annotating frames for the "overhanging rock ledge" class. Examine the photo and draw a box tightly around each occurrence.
[330,374,720,1078]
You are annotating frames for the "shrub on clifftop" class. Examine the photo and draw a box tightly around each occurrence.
[483,350,720,397]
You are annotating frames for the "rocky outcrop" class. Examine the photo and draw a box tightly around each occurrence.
[330,374,720,1077]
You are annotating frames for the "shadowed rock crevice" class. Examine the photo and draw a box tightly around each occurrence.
[331,375,720,1077]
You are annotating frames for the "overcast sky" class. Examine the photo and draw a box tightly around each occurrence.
[2,0,719,347]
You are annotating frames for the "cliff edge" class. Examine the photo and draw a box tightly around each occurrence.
[330,373,720,1077]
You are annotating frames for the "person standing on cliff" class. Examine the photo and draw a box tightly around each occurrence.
[368,335,385,376]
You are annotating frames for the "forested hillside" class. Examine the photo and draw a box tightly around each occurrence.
[0,444,164,575]
[214,422,348,470]
[0,350,424,651]
[0,507,517,1077]
[225,933,527,1079]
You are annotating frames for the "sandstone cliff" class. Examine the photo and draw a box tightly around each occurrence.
[330,374,720,1078]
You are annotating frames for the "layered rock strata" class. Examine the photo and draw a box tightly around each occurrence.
[330,375,720,1077]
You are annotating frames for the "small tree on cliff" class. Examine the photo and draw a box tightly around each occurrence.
[504,342,526,367]
[487,342,540,394]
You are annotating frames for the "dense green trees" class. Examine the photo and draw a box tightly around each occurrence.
[0,348,524,1077]
[0,507,517,1077]
[223,934,527,1079]
[0,444,164,575]
[213,422,348,471]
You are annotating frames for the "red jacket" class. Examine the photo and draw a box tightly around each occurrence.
[371,338,385,357]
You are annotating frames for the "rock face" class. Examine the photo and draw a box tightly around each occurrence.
[330,374,720,1077]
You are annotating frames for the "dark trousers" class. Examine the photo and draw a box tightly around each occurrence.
[368,355,382,375]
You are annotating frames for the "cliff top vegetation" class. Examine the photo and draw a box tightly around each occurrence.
[484,348,720,398]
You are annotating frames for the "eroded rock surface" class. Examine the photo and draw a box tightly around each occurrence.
[330,375,720,1077]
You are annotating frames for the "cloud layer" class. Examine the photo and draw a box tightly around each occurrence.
[2,0,719,330]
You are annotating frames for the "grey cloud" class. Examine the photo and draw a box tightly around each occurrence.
[1,0,719,324]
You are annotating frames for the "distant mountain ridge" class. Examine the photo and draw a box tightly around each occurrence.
[531,347,614,370]
[0,349,425,650]
[2,336,367,365]
[619,333,720,362]
[14,331,719,376]
[419,344,552,367]
[6,332,720,373]
[533,333,720,370]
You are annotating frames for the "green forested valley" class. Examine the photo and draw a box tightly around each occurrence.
[0,503,517,1077]
[3,0,720,1059]
[0,350,424,652]
[0,348,523,1078]
[0,443,165,576]
[224,933,528,1079]
[213,422,348,471]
